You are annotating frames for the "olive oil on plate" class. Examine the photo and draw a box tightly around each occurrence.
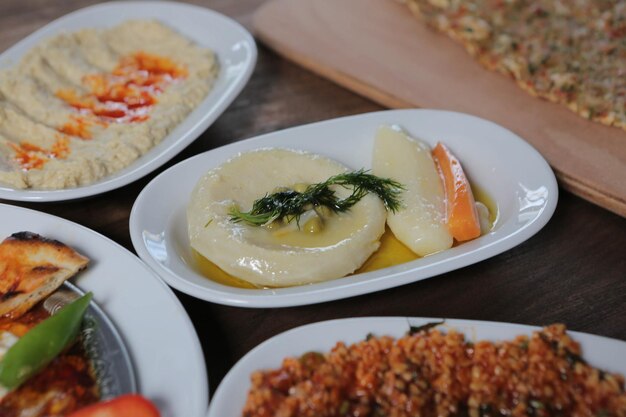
[192,187,497,289]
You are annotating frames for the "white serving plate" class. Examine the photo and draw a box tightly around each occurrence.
[0,1,256,202]
[207,317,626,417]
[129,109,558,307]
[0,203,208,417]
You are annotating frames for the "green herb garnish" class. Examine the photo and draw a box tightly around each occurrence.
[229,170,404,227]
[530,400,545,410]
[339,401,350,415]
[408,320,445,335]
[0,293,92,390]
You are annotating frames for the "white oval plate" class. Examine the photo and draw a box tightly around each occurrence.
[130,109,558,307]
[207,317,626,417]
[0,1,256,202]
[0,203,208,417]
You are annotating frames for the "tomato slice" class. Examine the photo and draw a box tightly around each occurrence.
[67,394,160,417]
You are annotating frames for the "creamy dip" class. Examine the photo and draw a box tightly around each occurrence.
[187,149,387,287]
[0,20,218,189]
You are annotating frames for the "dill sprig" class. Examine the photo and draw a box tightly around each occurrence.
[229,170,404,227]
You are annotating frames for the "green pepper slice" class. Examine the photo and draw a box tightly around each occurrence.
[0,292,93,390]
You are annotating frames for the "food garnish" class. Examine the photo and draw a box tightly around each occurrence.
[67,394,161,417]
[432,142,481,242]
[229,169,404,227]
[408,319,445,335]
[0,292,92,390]
[56,51,188,127]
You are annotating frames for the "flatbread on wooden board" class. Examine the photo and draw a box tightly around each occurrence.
[405,0,626,131]
[0,231,89,319]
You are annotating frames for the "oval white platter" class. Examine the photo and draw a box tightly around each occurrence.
[0,203,208,417]
[130,109,558,308]
[207,317,626,417]
[0,1,256,202]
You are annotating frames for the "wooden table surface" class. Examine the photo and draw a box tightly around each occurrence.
[1,0,625,400]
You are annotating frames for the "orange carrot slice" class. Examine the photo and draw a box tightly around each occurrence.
[432,142,481,242]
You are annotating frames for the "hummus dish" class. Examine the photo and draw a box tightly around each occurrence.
[187,149,389,288]
[0,20,218,190]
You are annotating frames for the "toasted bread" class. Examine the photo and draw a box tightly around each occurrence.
[0,232,89,319]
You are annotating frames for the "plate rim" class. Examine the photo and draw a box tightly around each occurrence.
[62,280,138,398]
[0,202,209,417]
[0,1,257,202]
[207,316,626,417]
[130,108,558,308]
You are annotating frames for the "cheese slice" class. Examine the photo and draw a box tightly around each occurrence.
[372,125,453,256]
[0,232,89,319]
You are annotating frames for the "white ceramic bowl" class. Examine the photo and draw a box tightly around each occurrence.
[130,109,558,307]
[0,1,256,202]
[207,317,626,417]
[0,203,208,417]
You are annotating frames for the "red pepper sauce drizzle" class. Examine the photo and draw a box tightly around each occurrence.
[56,51,187,126]
[12,52,186,171]
[57,115,102,140]
[9,137,69,171]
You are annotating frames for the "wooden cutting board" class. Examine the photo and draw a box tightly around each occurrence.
[253,0,626,217]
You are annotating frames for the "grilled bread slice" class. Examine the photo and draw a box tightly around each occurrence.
[0,232,89,319]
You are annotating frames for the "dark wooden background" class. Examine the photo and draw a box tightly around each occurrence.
[1,0,625,398]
